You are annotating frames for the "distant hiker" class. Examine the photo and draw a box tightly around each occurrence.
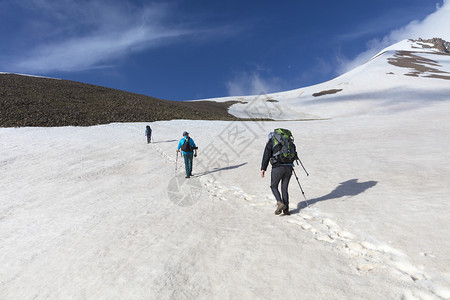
[261,128,299,215]
[145,125,152,143]
[177,131,198,178]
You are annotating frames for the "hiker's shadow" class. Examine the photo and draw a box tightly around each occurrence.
[151,139,177,144]
[291,179,377,214]
[196,162,247,177]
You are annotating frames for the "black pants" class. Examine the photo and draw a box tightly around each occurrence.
[270,165,293,207]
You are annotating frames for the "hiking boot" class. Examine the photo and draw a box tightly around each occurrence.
[274,202,286,215]
[185,175,190,178]
[283,206,290,215]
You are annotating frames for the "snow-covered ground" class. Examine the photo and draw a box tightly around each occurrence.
[1,102,450,299]
[1,39,450,299]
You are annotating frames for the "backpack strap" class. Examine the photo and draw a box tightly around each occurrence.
[272,132,284,158]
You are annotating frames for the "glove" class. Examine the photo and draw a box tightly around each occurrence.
[194,154,197,157]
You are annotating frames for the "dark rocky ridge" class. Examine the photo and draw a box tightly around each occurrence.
[413,38,450,53]
[0,73,240,127]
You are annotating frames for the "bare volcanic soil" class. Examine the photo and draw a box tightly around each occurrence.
[0,74,239,127]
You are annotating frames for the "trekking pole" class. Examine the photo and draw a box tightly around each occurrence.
[296,158,309,176]
[175,151,178,171]
[293,168,309,207]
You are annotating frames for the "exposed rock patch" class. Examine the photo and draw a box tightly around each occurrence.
[312,89,343,97]
[388,51,450,80]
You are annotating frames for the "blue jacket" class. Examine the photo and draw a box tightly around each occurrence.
[178,137,197,155]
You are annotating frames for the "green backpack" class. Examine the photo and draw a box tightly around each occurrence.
[270,128,297,164]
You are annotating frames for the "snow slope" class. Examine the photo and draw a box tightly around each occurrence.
[1,39,450,299]
[195,39,450,120]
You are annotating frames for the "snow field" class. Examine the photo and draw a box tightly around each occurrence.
[1,101,450,299]
[0,108,447,299]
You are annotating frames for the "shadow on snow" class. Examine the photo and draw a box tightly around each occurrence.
[150,139,177,144]
[195,162,248,177]
[291,179,378,214]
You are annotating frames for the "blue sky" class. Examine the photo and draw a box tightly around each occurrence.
[1,0,449,100]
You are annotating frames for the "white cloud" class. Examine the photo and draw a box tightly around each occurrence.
[3,1,192,73]
[339,0,450,73]
[226,72,284,97]
[13,24,188,73]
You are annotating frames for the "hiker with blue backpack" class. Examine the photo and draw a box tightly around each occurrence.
[261,128,299,215]
[177,131,198,178]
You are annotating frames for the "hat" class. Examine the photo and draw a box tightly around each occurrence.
[183,131,189,136]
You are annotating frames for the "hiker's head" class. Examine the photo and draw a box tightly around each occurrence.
[146,125,150,129]
[183,131,189,137]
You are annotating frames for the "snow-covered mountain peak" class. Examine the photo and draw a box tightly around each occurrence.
[205,38,450,120]
[411,38,450,53]
[376,38,450,56]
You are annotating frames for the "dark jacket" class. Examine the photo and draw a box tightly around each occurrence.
[261,140,279,171]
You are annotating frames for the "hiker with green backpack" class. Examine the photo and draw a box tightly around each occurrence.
[261,128,299,215]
